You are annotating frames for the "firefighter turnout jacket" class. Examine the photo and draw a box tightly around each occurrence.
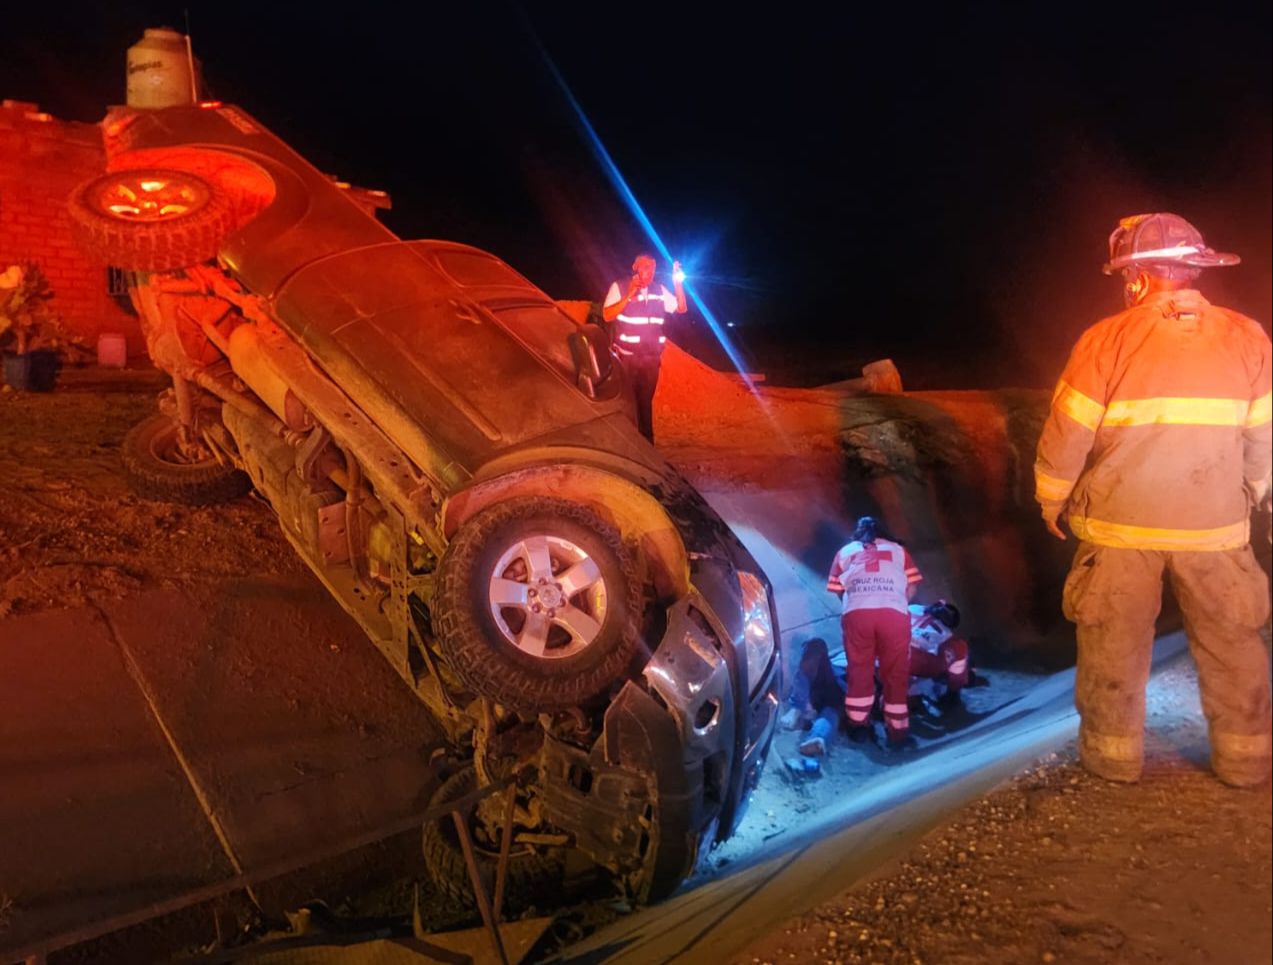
[1035,290,1272,551]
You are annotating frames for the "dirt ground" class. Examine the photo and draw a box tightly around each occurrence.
[0,369,307,621]
[731,656,1273,965]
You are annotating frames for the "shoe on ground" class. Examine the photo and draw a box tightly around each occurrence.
[779,707,800,730]
[883,733,919,754]
[799,735,826,757]
[847,725,872,745]
[935,689,963,710]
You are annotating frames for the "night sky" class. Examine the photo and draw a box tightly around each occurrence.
[3,2,1270,387]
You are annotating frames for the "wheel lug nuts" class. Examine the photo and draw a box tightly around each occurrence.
[528,588,537,597]
[547,609,556,618]
[532,604,542,612]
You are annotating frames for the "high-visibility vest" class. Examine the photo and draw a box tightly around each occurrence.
[1035,289,1272,551]
[613,284,671,356]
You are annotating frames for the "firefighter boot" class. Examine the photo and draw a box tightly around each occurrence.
[1210,732,1272,789]
[1079,723,1143,783]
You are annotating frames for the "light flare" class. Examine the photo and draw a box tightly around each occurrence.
[529,34,766,399]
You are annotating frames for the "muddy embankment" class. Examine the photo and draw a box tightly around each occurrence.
[655,345,1080,670]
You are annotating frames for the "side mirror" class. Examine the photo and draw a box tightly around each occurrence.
[568,329,603,398]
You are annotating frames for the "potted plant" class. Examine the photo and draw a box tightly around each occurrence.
[0,262,82,391]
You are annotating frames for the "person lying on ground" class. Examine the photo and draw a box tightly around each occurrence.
[780,637,844,757]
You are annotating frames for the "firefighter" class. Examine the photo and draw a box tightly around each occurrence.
[908,600,971,706]
[828,515,923,750]
[1035,213,1272,788]
[602,252,687,442]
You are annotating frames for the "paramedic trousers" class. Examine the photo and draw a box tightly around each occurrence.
[1063,542,1272,787]
[843,608,912,741]
[909,637,970,693]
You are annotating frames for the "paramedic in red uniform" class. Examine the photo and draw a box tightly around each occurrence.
[908,600,970,705]
[827,516,923,749]
[603,252,687,442]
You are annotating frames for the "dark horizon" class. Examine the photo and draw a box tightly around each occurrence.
[3,1,1269,387]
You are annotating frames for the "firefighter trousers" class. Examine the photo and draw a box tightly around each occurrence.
[910,637,970,693]
[1063,541,1271,786]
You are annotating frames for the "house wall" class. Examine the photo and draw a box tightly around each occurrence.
[0,99,141,357]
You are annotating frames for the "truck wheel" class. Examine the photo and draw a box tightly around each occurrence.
[122,413,250,505]
[434,497,641,714]
[422,765,564,910]
[67,168,237,272]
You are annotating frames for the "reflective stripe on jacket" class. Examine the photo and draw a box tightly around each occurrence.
[1035,290,1272,551]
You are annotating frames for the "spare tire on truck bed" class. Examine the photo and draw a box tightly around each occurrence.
[67,168,237,272]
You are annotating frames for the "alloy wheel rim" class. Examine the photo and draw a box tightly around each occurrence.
[487,534,608,659]
[92,172,209,222]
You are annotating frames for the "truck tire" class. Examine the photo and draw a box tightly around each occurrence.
[122,413,250,505]
[67,168,237,272]
[434,497,641,715]
[421,765,564,910]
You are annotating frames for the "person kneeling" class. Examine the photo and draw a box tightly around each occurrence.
[908,600,970,708]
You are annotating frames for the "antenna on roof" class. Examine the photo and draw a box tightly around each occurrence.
[183,9,198,104]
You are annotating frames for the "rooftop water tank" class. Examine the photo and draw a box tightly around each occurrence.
[126,27,197,109]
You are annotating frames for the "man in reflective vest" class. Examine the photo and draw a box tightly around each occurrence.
[602,252,687,442]
[827,516,923,750]
[1035,212,1272,787]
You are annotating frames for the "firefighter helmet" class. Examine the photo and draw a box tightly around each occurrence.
[1103,213,1240,275]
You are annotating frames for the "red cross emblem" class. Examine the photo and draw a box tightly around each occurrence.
[854,545,893,572]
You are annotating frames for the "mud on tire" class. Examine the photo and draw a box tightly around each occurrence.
[433,497,642,715]
[122,413,250,505]
[421,765,564,910]
[67,168,238,272]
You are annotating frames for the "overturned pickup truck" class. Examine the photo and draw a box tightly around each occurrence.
[68,103,780,903]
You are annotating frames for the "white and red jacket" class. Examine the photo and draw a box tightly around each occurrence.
[908,604,952,653]
[826,538,921,614]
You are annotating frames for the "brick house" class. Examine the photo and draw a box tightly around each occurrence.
[0,99,141,357]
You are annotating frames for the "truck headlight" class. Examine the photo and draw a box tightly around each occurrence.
[737,571,775,693]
